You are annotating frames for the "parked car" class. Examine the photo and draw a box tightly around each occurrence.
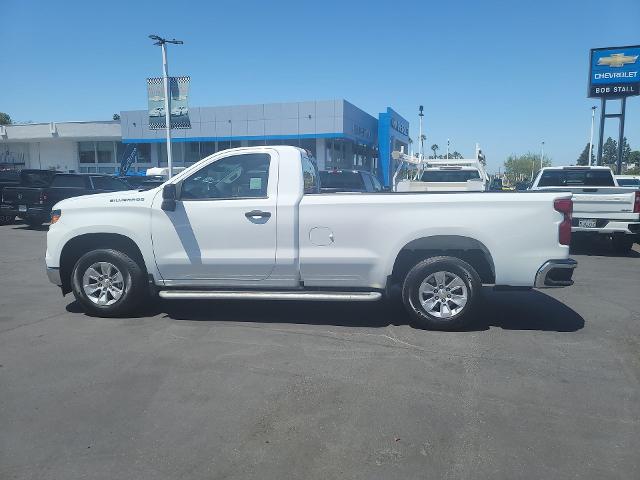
[530,166,640,253]
[319,169,383,193]
[2,173,129,227]
[0,169,59,225]
[45,146,576,330]
[615,175,640,189]
[117,175,166,190]
[0,170,20,224]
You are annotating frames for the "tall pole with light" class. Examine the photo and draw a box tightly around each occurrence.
[418,105,424,161]
[588,106,597,166]
[446,138,450,159]
[149,34,183,178]
[540,141,545,172]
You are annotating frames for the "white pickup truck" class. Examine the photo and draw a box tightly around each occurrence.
[530,166,640,253]
[45,146,576,330]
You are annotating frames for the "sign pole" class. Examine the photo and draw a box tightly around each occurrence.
[588,106,596,166]
[161,43,173,179]
[149,35,183,179]
[596,97,606,166]
[616,97,627,174]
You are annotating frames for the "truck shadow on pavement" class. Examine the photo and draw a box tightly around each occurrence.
[70,287,583,333]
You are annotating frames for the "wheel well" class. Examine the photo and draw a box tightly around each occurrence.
[59,233,146,294]
[391,236,495,285]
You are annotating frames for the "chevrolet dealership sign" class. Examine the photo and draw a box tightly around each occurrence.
[589,45,640,98]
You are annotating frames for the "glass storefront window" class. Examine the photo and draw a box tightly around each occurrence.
[300,139,316,158]
[217,141,231,151]
[97,141,114,163]
[79,142,95,163]
[186,142,200,164]
[201,142,216,157]
[137,144,151,163]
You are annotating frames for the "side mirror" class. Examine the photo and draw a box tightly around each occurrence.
[161,184,177,211]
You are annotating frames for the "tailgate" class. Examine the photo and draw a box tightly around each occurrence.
[1,187,44,205]
[572,190,636,215]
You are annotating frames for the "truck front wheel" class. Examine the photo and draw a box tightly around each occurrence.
[402,256,481,331]
[71,249,147,317]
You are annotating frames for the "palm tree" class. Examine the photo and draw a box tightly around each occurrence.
[431,144,439,158]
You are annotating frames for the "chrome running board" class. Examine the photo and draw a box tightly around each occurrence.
[158,290,382,302]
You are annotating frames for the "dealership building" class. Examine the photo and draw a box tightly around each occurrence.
[0,99,409,186]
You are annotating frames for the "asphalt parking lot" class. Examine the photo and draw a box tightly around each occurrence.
[1,223,639,480]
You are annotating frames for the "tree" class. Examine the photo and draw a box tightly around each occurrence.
[113,113,120,121]
[0,112,11,125]
[577,143,595,166]
[602,137,618,165]
[503,153,552,183]
[627,150,640,166]
[622,137,631,163]
[430,144,439,158]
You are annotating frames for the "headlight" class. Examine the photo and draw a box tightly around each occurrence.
[50,209,61,224]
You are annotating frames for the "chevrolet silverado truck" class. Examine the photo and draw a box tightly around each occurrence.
[0,169,58,225]
[2,172,129,227]
[45,146,576,330]
[530,166,640,253]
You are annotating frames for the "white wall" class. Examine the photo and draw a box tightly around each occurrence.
[28,140,78,171]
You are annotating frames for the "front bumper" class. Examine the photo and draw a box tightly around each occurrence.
[46,267,62,286]
[535,259,577,288]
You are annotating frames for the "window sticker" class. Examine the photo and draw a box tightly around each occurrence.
[249,177,262,190]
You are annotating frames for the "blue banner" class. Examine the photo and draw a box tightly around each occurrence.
[119,144,138,176]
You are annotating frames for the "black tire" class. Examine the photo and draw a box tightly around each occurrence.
[25,217,44,228]
[402,256,481,331]
[71,248,148,317]
[0,215,15,225]
[612,234,634,255]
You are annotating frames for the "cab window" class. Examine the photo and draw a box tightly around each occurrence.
[180,153,270,200]
[301,156,319,194]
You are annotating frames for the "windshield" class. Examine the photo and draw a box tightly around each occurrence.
[20,170,57,187]
[420,170,481,182]
[538,169,615,187]
[319,171,364,190]
[617,178,640,187]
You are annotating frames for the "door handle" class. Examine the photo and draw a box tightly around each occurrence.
[245,210,271,219]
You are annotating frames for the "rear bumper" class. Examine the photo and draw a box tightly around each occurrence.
[46,267,62,286]
[0,204,48,219]
[572,219,640,235]
[535,259,577,288]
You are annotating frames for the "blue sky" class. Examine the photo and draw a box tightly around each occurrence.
[2,0,639,172]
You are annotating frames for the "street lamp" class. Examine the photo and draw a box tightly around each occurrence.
[540,141,545,171]
[588,106,597,166]
[149,34,183,178]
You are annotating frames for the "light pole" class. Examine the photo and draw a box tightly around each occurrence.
[540,141,545,172]
[588,106,597,166]
[446,138,450,159]
[149,34,183,178]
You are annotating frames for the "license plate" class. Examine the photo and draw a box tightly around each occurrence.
[578,218,597,228]
[18,205,27,212]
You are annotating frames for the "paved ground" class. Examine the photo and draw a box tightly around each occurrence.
[1,223,639,480]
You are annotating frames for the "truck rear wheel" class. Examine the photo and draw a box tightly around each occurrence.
[402,256,481,331]
[612,234,634,255]
[25,218,43,228]
[71,248,147,317]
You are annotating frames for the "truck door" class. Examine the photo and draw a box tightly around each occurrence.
[150,150,278,284]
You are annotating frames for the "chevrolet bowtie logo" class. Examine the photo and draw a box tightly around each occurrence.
[597,53,638,68]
